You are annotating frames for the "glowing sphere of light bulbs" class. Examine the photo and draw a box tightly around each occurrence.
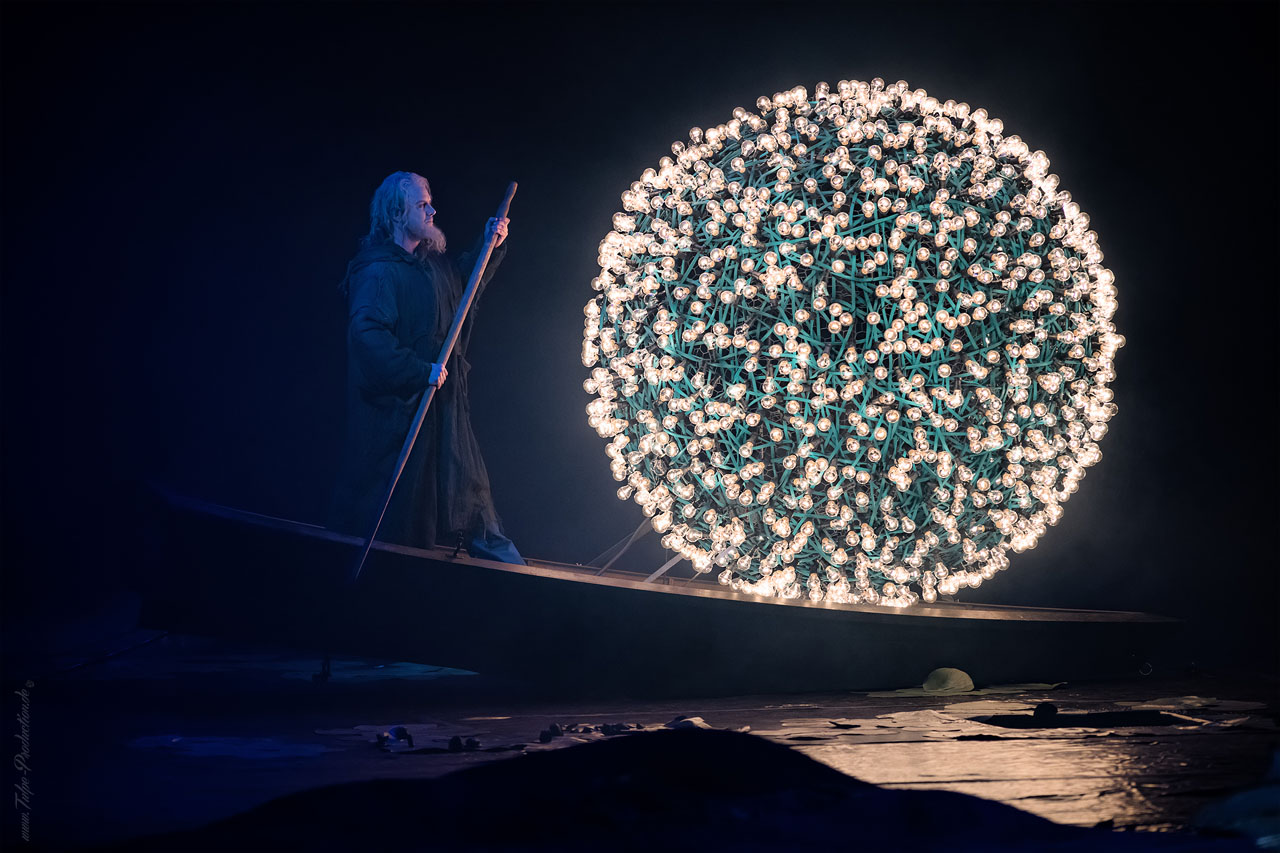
[581,78,1122,607]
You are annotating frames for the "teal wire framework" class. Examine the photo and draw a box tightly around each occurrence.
[582,79,1122,607]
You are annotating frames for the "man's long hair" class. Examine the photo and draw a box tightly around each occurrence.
[362,171,445,258]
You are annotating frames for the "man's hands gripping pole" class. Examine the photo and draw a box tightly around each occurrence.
[487,216,510,248]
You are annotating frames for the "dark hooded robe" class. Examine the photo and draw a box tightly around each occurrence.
[329,236,522,563]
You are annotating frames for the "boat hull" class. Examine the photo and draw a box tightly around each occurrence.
[136,490,1179,696]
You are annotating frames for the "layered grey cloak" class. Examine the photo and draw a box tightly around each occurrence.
[329,237,513,556]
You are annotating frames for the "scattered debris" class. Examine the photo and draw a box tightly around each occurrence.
[314,723,503,755]
[980,710,1189,729]
[317,722,443,745]
[525,716,751,749]
[941,700,1036,713]
[532,721,643,743]
[761,709,995,741]
[753,702,1269,743]
[442,736,482,752]
[1118,696,1268,712]
[376,726,414,749]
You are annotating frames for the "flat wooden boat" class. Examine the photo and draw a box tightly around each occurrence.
[135,488,1179,696]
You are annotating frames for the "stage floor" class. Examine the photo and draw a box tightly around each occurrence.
[9,630,1277,849]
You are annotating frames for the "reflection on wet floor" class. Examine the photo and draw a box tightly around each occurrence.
[17,633,1280,847]
[801,738,1255,831]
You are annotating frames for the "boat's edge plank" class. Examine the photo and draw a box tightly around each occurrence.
[155,487,1178,626]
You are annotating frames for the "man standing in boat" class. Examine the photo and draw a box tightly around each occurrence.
[329,171,524,564]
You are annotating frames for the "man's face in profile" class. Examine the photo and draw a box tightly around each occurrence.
[403,179,446,254]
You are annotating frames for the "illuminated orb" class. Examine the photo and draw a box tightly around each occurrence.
[581,78,1123,607]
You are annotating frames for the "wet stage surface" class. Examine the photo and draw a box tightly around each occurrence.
[14,631,1278,849]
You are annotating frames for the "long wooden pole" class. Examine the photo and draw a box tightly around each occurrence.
[347,182,518,584]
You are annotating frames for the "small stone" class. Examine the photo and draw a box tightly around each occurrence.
[922,667,974,693]
[448,736,463,752]
[548,723,563,737]
[665,715,714,730]
[464,738,480,751]
[538,730,554,744]
[1033,702,1059,720]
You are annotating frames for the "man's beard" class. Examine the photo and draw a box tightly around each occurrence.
[420,223,447,255]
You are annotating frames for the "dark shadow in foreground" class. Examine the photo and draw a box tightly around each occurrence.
[113,728,1247,851]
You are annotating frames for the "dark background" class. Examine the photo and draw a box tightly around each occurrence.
[3,1,1277,673]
